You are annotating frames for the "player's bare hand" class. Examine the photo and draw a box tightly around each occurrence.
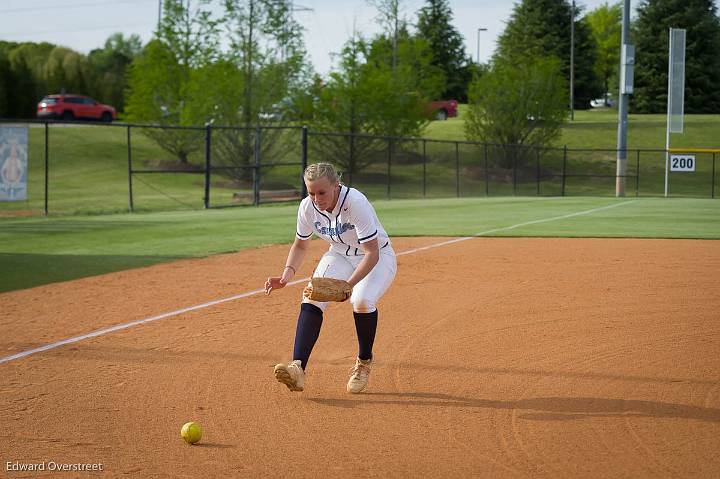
[265,276,286,295]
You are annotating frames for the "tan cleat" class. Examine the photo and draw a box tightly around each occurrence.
[274,359,305,391]
[347,357,372,393]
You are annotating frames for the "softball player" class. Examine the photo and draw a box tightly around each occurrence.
[264,162,397,393]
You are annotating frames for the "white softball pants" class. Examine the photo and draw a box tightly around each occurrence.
[303,247,397,313]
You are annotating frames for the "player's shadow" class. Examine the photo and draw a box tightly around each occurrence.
[307,392,720,423]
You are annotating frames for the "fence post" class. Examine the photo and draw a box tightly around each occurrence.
[387,137,392,200]
[127,125,134,212]
[253,127,261,206]
[422,139,427,198]
[484,143,489,196]
[512,146,518,196]
[455,142,460,197]
[636,149,640,197]
[301,126,308,198]
[712,152,716,199]
[204,124,211,209]
[349,133,355,186]
[44,122,49,216]
[561,145,567,196]
[536,146,541,196]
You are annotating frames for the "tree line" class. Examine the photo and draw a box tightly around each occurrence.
[0,34,141,118]
[1,0,718,163]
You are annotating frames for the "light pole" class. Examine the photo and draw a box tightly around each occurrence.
[477,28,487,64]
[570,0,575,120]
[616,0,632,197]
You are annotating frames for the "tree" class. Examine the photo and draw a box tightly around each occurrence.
[43,47,88,95]
[465,57,568,166]
[124,36,186,124]
[223,0,305,127]
[125,0,311,179]
[586,2,622,105]
[217,0,310,183]
[126,0,220,122]
[158,0,220,70]
[368,0,405,71]
[365,26,444,109]
[0,37,139,119]
[415,0,473,101]
[7,42,55,117]
[309,29,440,177]
[633,0,720,113]
[124,0,218,163]
[310,36,384,176]
[0,47,14,117]
[125,39,203,164]
[87,33,142,112]
[496,0,601,109]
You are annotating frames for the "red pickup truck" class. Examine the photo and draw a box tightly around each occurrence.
[427,99,458,121]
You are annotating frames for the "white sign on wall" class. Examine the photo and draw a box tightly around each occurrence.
[669,154,696,172]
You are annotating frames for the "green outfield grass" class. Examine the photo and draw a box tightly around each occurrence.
[0,124,243,215]
[1,196,718,292]
[424,107,720,150]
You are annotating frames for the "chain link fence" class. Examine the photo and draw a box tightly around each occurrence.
[0,119,717,216]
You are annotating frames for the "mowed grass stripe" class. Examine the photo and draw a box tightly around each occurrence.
[0,197,718,292]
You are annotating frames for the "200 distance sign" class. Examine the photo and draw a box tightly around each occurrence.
[670,154,696,172]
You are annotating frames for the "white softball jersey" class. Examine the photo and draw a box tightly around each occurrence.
[295,185,396,313]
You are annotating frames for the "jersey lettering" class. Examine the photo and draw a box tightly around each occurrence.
[296,186,391,256]
[314,221,355,237]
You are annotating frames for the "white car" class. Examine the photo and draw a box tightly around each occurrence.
[590,94,615,108]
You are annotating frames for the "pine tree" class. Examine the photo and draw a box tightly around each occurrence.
[633,0,720,113]
[415,0,472,101]
[495,0,601,109]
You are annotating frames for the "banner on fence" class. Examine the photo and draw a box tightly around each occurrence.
[0,126,28,201]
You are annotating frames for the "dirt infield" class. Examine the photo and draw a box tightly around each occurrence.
[1,237,719,478]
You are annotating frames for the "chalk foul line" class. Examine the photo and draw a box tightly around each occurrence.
[0,200,635,365]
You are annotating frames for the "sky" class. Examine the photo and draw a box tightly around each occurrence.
[0,0,693,76]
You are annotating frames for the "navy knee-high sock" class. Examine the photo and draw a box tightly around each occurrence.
[353,310,378,361]
[293,303,324,370]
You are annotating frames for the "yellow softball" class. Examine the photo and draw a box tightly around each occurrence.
[180,421,202,445]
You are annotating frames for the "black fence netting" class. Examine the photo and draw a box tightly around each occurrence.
[663,150,717,198]
[0,119,716,216]
[208,126,304,207]
[129,124,207,211]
